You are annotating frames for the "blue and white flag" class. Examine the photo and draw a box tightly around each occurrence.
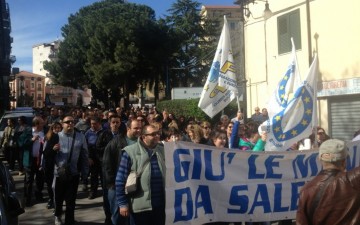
[264,54,318,151]
[198,16,237,118]
[267,38,301,118]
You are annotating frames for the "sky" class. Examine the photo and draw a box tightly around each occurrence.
[8,0,235,72]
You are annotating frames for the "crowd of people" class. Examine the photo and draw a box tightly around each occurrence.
[1,104,360,225]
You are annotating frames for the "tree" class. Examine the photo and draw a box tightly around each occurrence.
[44,0,173,104]
[165,0,219,88]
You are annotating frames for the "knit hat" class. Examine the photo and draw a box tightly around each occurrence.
[319,139,347,162]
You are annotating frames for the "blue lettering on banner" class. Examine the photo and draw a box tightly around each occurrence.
[228,182,303,215]
[274,183,288,212]
[174,148,236,182]
[174,187,193,222]
[174,186,213,223]
[174,148,191,182]
[228,185,249,214]
[290,181,305,210]
[265,155,283,179]
[292,153,318,179]
[248,155,283,179]
[249,184,271,214]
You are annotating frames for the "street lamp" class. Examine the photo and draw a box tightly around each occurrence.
[233,0,272,119]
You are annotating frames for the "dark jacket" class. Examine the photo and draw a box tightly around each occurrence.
[42,133,59,173]
[102,135,128,188]
[96,130,116,162]
[296,168,360,225]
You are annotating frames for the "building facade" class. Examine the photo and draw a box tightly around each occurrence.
[9,71,45,108]
[239,0,360,140]
[0,0,15,112]
[32,41,91,107]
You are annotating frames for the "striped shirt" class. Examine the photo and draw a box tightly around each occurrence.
[115,150,164,208]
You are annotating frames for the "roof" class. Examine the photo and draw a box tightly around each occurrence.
[16,71,44,77]
[202,5,239,9]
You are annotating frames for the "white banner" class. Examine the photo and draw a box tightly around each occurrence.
[164,140,360,224]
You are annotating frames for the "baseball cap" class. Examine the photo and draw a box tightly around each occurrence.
[319,139,347,162]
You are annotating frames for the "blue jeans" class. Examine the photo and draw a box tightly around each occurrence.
[108,187,131,225]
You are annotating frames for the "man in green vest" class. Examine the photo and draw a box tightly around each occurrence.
[115,124,165,225]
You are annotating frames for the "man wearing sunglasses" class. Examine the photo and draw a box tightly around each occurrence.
[115,124,165,225]
[54,116,89,225]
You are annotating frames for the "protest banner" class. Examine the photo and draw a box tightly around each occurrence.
[165,140,360,224]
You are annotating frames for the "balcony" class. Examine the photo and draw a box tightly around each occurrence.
[48,53,57,59]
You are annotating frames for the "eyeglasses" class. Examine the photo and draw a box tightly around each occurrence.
[63,120,74,124]
[201,126,210,130]
[318,132,325,135]
[144,132,161,137]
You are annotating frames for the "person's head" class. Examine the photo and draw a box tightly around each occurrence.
[50,107,57,116]
[226,122,234,138]
[116,107,122,115]
[220,114,229,127]
[58,108,64,116]
[211,129,227,148]
[319,139,347,171]
[254,107,260,114]
[162,110,169,120]
[32,116,44,131]
[46,121,62,140]
[7,118,15,127]
[126,119,142,140]
[237,111,244,119]
[147,113,156,124]
[108,114,121,133]
[200,121,212,137]
[188,124,203,144]
[62,115,75,134]
[108,110,116,119]
[52,122,62,133]
[90,116,102,131]
[164,127,181,142]
[262,108,268,116]
[141,124,160,149]
[317,127,330,143]
[18,116,27,125]
[136,115,146,126]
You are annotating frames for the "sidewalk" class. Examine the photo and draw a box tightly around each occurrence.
[11,170,105,225]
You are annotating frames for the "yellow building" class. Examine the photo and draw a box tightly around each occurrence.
[238,0,360,140]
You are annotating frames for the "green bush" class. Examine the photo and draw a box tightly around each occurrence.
[156,98,240,123]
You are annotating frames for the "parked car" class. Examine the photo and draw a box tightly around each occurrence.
[0,160,24,224]
[0,108,35,141]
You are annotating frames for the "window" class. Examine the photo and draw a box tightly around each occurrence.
[277,9,301,54]
[229,22,236,30]
[31,83,35,89]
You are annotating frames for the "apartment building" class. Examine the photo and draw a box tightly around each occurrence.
[32,41,91,106]
[237,0,360,140]
[10,71,45,108]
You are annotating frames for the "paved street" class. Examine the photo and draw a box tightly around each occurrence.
[11,170,105,225]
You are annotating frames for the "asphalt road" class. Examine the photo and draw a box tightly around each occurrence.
[11,170,105,225]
